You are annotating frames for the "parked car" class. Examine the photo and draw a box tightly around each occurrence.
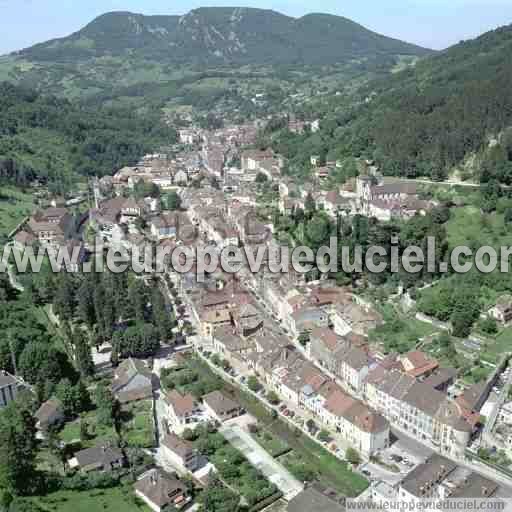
[362,470,371,477]
[289,411,295,418]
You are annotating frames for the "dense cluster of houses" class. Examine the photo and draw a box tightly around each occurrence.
[14,206,85,265]
[364,352,480,459]
[181,275,390,456]
[395,454,510,502]
[6,116,511,512]
[177,266,483,459]
[279,172,435,221]
[200,122,262,178]
[101,153,200,193]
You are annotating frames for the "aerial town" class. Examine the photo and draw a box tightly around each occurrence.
[2,4,512,512]
[3,116,512,512]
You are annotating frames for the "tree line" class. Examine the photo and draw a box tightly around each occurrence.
[0,82,176,192]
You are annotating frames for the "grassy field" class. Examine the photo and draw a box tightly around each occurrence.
[36,485,149,512]
[122,400,155,448]
[0,186,35,241]
[60,410,116,446]
[60,399,154,448]
[446,206,512,250]
[480,327,512,363]
[369,303,437,354]
[252,427,291,458]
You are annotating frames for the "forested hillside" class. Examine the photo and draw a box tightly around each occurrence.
[0,7,430,110]
[268,24,512,183]
[0,82,175,192]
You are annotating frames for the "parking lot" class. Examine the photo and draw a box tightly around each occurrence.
[359,429,432,484]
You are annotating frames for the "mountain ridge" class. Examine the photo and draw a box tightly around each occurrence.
[6,7,431,66]
[270,22,512,184]
[0,7,433,117]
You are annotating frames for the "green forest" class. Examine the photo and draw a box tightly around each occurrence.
[265,24,512,184]
[0,82,175,193]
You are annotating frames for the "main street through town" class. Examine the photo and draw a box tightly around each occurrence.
[161,269,512,495]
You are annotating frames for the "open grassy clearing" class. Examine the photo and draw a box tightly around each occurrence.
[0,186,34,241]
[60,399,154,448]
[35,485,149,512]
[369,303,437,354]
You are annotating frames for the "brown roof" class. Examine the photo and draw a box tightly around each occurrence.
[402,382,446,416]
[112,358,153,402]
[14,230,36,245]
[343,347,370,371]
[435,400,474,433]
[456,382,487,412]
[402,350,439,377]
[134,469,187,508]
[122,197,140,210]
[324,390,356,417]
[318,381,344,400]
[345,332,368,348]
[364,364,389,387]
[162,432,194,458]
[422,367,458,389]
[165,390,196,417]
[342,402,389,433]
[202,390,240,416]
[311,327,341,352]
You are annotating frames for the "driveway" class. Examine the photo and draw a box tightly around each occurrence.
[220,424,303,501]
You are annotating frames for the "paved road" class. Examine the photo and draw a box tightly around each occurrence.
[220,424,303,501]
[484,364,512,440]
[173,269,512,491]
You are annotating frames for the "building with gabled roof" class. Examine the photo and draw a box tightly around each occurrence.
[164,390,201,428]
[202,390,242,423]
[0,371,20,408]
[112,358,154,403]
[35,398,64,431]
[321,389,389,456]
[399,454,457,502]
[69,444,125,473]
[161,432,201,472]
[134,468,191,512]
[400,350,439,379]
